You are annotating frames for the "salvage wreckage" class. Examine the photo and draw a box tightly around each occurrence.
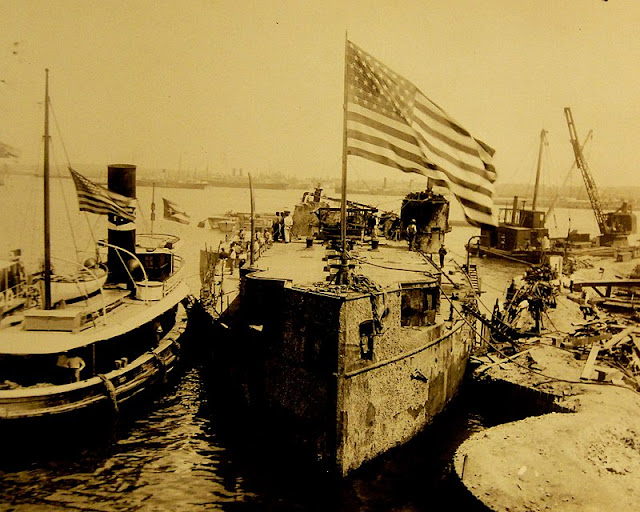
[466,262,640,392]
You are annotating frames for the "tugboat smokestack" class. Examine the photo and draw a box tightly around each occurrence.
[107,164,137,283]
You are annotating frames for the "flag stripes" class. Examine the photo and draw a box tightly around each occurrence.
[345,40,497,226]
[69,168,135,222]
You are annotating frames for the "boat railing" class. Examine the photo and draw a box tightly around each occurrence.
[135,233,181,251]
[0,280,37,315]
[97,241,150,304]
[161,255,184,297]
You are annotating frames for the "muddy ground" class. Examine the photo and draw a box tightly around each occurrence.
[455,255,640,511]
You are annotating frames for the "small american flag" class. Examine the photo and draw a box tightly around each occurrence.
[345,41,497,227]
[69,168,135,222]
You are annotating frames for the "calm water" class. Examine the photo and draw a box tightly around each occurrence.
[0,173,622,511]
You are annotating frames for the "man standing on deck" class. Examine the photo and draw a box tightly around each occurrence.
[57,352,86,383]
[272,213,281,242]
[439,244,448,268]
[283,210,293,243]
[407,219,417,251]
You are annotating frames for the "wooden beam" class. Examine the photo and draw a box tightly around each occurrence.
[602,326,636,351]
[580,344,600,381]
[476,349,533,374]
[576,279,640,288]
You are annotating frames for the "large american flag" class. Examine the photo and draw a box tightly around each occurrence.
[69,168,135,222]
[345,41,497,227]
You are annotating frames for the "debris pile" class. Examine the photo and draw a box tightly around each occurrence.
[569,323,640,390]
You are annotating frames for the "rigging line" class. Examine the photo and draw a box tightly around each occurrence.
[349,254,436,277]
[48,99,72,167]
[83,215,100,259]
[480,248,539,266]
[135,198,150,233]
[521,135,539,202]
[50,143,81,260]
[446,241,537,268]
[437,283,640,396]
[546,130,593,217]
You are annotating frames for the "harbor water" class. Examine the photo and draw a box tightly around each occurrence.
[0,174,623,510]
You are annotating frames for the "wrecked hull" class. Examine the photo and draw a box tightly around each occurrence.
[204,239,475,476]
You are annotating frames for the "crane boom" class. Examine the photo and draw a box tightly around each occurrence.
[563,107,607,234]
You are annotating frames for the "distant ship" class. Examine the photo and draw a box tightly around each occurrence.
[206,170,290,190]
[137,178,207,189]
[333,177,415,196]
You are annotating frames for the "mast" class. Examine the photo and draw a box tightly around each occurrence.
[249,173,255,265]
[338,32,349,284]
[150,182,156,234]
[531,129,547,211]
[43,69,52,309]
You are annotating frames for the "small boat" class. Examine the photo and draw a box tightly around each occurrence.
[206,215,238,232]
[206,211,277,232]
[47,265,108,304]
[0,71,191,426]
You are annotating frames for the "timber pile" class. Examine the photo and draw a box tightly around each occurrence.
[564,323,640,390]
[583,325,640,389]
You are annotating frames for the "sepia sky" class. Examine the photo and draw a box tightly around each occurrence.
[0,0,638,187]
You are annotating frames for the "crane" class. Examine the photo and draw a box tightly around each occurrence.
[564,107,607,234]
[564,107,636,246]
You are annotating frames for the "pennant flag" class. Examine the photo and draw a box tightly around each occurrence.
[69,168,135,221]
[345,41,497,227]
[163,198,190,224]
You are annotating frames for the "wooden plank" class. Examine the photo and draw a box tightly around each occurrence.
[476,349,533,374]
[580,344,600,381]
[602,326,636,351]
[576,279,640,287]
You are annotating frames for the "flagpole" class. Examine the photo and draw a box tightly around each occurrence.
[338,32,349,284]
[43,69,52,310]
[151,182,156,234]
[249,173,255,266]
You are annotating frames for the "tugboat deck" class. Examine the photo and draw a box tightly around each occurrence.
[0,281,189,355]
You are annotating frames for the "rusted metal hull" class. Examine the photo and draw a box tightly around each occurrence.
[336,321,471,475]
[205,240,475,476]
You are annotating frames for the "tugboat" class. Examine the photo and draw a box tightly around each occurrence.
[0,71,190,425]
[473,130,560,264]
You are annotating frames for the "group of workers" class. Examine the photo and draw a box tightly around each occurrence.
[272,211,293,243]
[218,226,273,275]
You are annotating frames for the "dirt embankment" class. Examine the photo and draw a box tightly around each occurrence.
[455,256,640,511]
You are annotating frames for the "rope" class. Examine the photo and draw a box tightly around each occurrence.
[135,198,149,232]
[150,351,167,384]
[98,374,119,413]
